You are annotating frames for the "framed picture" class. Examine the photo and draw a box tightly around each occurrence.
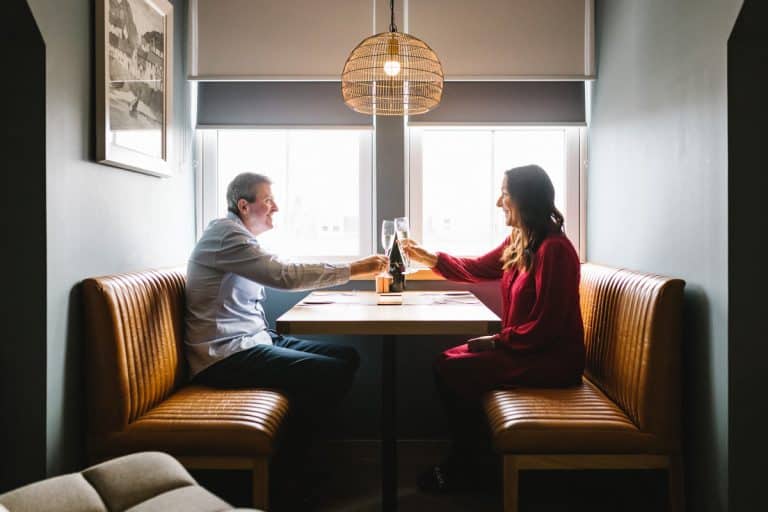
[96,0,173,177]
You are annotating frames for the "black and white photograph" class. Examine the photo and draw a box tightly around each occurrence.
[108,0,164,157]
[96,0,173,176]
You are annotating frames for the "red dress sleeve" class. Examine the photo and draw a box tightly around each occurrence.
[433,240,507,283]
[494,238,580,351]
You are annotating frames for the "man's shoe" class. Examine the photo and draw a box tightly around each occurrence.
[417,455,499,494]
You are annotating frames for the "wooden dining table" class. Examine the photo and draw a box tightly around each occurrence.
[276,290,502,511]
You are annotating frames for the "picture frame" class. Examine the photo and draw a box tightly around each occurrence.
[96,0,173,177]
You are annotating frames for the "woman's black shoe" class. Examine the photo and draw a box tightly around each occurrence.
[418,455,500,494]
[418,463,455,493]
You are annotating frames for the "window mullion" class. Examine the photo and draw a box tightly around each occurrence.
[359,131,374,256]
[564,127,581,254]
[200,130,219,235]
[408,129,424,243]
[490,130,498,247]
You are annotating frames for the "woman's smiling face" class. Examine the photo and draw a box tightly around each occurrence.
[496,176,519,227]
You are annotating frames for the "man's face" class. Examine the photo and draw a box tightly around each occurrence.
[239,183,279,236]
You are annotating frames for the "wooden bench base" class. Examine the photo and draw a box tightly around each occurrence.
[177,455,270,510]
[502,454,684,512]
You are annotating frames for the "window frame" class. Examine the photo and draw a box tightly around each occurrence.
[195,127,375,262]
[406,125,586,261]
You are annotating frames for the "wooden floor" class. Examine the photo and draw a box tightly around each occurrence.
[192,441,668,511]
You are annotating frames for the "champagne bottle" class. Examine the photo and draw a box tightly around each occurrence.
[388,235,406,292]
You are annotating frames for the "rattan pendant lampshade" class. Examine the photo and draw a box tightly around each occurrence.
[341,0,444,116]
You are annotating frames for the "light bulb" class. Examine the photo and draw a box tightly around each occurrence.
[383,60,401,76]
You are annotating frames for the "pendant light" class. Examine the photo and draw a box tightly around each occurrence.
[341,0,444,116]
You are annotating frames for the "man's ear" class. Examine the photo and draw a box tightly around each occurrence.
[237,198,249,214]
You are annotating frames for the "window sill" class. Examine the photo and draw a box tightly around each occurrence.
[349,268,444,281]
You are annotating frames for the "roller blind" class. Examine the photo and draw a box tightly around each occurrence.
[191,0,594,80]
[410,82,585,125]
[197,82,583,127]
[196,82,372,127]
[408,0,594,79]
[191,0,373,80]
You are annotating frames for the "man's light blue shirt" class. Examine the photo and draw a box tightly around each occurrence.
[184,212,351,376]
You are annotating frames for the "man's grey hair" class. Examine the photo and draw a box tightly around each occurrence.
[226,172,272,214]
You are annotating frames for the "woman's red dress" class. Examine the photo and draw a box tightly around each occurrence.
[433,233,585,400]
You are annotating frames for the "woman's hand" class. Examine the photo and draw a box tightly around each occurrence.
[350,254,389,277]
[400,239,438,268]
[467,335,497,353]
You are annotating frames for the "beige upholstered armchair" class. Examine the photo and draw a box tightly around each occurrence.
[0,452,261,512]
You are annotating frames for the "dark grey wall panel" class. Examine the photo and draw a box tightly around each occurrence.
[197,82,372,127]
[375,116,406,226]
[412,81,586,125]
[728,2,768,510]
[0,0,47,492]
[588,1,742,510]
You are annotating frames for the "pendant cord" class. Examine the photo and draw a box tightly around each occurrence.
[389,0,397,32]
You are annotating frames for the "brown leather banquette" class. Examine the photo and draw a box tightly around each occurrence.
[82,268,289,510]
[484,263,685,512]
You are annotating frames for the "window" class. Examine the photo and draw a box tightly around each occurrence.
[197,129,373,260]
[408,126,583,257]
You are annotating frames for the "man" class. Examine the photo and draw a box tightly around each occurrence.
[185,172,386,505]
[185,172,386,406]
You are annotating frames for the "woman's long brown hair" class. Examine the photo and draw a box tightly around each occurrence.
[500,165,565,271]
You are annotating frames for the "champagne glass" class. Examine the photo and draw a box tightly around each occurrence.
[381,220,395,259]
[394,216,412,273]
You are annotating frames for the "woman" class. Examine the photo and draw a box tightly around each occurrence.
[403,164,585,492]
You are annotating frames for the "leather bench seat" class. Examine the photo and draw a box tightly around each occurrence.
[105,387,289,457]
[83,269,289,508]
[485,379,657,454]
[489,263,686,511]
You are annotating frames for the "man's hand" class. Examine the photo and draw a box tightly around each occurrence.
[400,239,438,268]
[350,254,389,278]
[467,335,497,353]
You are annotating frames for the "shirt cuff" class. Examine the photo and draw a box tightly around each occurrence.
[337,263,352,283]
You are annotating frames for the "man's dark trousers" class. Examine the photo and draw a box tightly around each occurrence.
[193,330,360,417]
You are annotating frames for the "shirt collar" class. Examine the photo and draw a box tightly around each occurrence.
[226,211,252,235]
[227,210,244,225]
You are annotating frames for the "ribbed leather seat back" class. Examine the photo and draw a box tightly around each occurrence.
[579,263,684,448]
[83,269,187,440]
